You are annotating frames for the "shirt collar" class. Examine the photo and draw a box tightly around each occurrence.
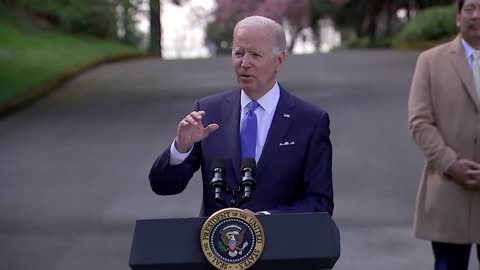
[240,81,280,116]
[461,38,477,62]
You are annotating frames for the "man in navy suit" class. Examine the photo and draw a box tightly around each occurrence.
[149,16,333,216]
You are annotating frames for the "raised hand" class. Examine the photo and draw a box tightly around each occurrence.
[174,111,219,153]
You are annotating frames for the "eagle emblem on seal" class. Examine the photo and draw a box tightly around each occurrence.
[219,224,249,257]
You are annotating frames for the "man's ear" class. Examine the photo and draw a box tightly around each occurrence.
[275,51,285,73]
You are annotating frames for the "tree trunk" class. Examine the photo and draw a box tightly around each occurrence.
[367,0,383,47]
[385,0,393,37]
[406,1,411,20]
[288,29,301,53]
[149,0,162,56]
[367,17,377,47]
[314,26,321,53]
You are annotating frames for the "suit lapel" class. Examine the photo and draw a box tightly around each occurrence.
[222,90,242,184]
[449,36,480,109]
[256,86,296,180]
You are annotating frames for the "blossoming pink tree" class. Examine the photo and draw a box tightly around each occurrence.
[212,0,310,52]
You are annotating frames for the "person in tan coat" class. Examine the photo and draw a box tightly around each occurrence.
[408,0,480,269]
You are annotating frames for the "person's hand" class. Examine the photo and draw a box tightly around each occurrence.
[466,169,480,191]
[466,169,480,180]
[174,111,219,153]
[244,209,256,215]
[447,159,480,190]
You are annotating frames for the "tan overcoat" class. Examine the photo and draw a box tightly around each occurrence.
[408,35,480,244]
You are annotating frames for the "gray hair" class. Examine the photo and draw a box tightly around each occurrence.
[233,16,286,56]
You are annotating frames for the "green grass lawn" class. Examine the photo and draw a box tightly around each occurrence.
[0,21,141,106]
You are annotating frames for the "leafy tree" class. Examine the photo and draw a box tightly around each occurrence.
[119,0,144,45]
[415,0,456,9]
[333,0,385,46]
[208,0,310,53]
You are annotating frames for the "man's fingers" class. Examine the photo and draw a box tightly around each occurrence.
[204,123,219,134]
[179,119,190,128]
[178,110,217,139]
[179,111,204,126]
[466,169,480,176]
[184,115,199,126]
[190,111,205,120]
[462,159,480,169]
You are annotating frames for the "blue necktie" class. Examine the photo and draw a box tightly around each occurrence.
[241,101,259,160]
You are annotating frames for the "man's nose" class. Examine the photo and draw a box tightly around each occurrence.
[241,55,251,68]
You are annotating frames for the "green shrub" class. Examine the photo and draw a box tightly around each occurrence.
[394,5,456,43]
[13,0,117,38]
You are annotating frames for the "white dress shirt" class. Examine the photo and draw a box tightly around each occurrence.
[461,38,479,71]
[240,82,280,162]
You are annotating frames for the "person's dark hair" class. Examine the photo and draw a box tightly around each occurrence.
[458,0,464,13]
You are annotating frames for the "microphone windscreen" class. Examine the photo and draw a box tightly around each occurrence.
[241,158,256,172]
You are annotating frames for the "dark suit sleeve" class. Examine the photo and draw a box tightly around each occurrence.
[148,101,203,195]
[268,112,334,215]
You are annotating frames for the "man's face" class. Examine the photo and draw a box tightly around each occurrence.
[457,0,480,44]
[231,26,284,97]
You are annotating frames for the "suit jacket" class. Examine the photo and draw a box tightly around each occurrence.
[408,35,480,244]
[149,85,333,216]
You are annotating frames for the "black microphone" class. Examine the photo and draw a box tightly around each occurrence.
[240,158,257,201]
[210,158,226,206]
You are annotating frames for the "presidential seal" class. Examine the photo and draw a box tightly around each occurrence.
[200,208,265,270]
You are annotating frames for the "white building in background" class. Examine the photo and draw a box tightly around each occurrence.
[160,0,215,59]
[156,0,341,59]
[290,18,341,55]
[319,18,342,52]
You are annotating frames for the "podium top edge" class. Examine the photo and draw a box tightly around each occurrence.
[135,211,333,222]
